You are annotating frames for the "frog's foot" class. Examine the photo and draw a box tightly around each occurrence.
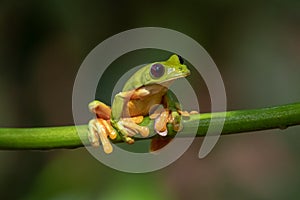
[150,108,199,136]
[178,110,199,116]
[149,109,199,152]
[114,117,150,144]
[88,118,117,154]
[154,109,170,136]
[88,100,117,154]
[149,107,176,136]
[88,100,118,140]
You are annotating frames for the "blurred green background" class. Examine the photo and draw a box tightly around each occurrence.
[1,0,300,199]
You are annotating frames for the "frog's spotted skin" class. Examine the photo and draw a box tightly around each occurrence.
[88,54,191,153]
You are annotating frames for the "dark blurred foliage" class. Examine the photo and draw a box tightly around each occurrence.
[0,0,300,199]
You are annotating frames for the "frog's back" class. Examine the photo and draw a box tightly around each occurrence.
[122,64,150,92]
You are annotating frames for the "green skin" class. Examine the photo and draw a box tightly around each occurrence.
[110,54,190,142]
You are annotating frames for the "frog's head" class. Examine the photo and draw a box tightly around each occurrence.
[123,54,190,91]
[144,54,190,86]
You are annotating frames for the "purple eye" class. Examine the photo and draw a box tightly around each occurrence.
[150,63,165,78]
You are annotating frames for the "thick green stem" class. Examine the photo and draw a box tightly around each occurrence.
[0,102,299,150]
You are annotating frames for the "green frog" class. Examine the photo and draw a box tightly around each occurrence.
[88,54,192,153]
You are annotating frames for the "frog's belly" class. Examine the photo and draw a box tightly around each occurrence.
[126,93,164,117]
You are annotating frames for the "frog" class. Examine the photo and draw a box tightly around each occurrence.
[88,54,192,154]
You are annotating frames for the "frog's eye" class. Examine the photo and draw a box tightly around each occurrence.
[150,63,165,78]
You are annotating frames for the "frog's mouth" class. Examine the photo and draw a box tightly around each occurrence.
[158,72,190,87]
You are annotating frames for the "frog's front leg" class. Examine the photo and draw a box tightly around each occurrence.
[88,118,114,154]
[111,91,150,144]
[88,100,117,154]
[150,106,181,136]
[150,90,197,135]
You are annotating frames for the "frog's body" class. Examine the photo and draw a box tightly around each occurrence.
[121,84,168,117]
[88,54,191,154]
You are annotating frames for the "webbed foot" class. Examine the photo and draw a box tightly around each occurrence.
[113,116,150,144]
[149,108,198,151]
[150,107,181,135]
[150,107,199,136]
[88,100,117,154]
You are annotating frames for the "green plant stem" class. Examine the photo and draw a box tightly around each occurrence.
[0,102,300,150]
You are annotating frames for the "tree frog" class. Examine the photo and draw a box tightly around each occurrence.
[88,54,192,154]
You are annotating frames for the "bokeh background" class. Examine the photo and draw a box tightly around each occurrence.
[1,1,300,199]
